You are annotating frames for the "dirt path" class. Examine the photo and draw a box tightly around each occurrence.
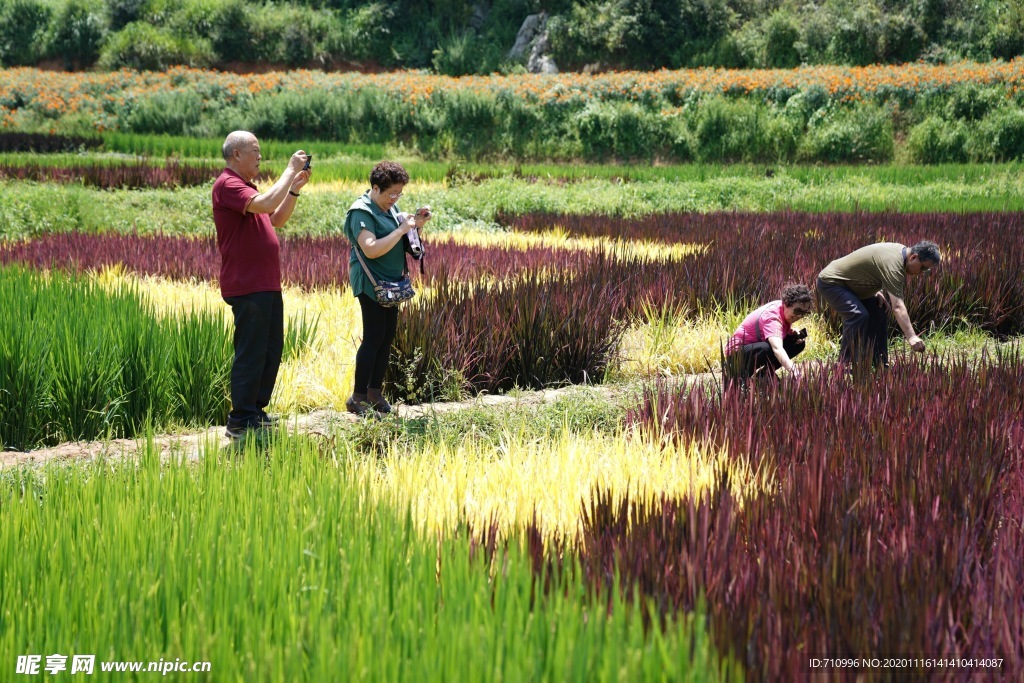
[0,381,676,469]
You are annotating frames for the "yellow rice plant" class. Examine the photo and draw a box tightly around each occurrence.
[351,427,775,546]
[295,179,447,197]
[431,227,707,262]
[90,268,364,413]
[616,302,830,377]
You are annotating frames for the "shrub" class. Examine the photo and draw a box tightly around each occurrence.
[878,11,925,64]
[691,97,775,162]
[439,88,500,159]
[0,0,51,66]
[966,107,1024,162]
[103,0,147,31]
[432,30,489,77]
[781,84,830,123]
[825,0,884,66]
[800,103,894,162]
[945,83,1006,121]
[574,101,668,161]
[205,0,256,63]
[906,116,968,163]
[45,0,106,69]
[97,21,214,70]
[124,90,209,136]
[762,10,802,68]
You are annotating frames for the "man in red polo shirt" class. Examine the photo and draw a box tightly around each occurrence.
[213,131,309,439]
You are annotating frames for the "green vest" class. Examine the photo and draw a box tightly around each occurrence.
[344,193,408,301]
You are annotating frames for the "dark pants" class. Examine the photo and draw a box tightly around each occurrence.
[223,291,283,427]
[354,293,399,394]
[816,277,889,367]
[725,334,805,380]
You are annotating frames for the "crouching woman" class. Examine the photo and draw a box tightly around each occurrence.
[724,283,813,381]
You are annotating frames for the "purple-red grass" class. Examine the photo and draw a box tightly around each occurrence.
[558,354,1024,679]
[0,159,227,189]
[387,261,629,400]
[0,232,604,291]
[503,210,1024,336]
[0,132,102,153]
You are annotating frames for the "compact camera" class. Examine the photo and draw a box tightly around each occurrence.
[303,153,312,171]
[406,226,423,257]
[396,211,425,259]
[793,328,808,340]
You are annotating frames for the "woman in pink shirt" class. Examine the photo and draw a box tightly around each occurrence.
[724,284,814,381]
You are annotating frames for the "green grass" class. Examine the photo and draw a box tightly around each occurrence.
[4,162,1024,241]
[0,439,739,682]
[100,133,387,163]
[343,386,631,456]
[0,267,232,450]
[8,140,1024,190]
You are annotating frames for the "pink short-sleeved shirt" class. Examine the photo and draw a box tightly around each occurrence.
[725,300,792,355]
[212,169,281,297]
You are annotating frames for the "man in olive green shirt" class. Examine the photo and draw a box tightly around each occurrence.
[817,241,941,367]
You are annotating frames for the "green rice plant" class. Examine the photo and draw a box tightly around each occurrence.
[164,309,231,425]
[282,309,320,361]
[0,267,231,450]
[0,439,740,681]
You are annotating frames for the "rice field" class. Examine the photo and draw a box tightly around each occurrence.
[1,145,1022,681]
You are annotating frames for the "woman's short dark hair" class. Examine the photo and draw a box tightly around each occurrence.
[370,161,410,192]
[781,283,813,308]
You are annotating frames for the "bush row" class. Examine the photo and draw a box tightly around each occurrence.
[0,0,527,73]
[0,266,231,450]
[15,85,1024,164]
[1,0,1021,73]
[602,354,1024,678]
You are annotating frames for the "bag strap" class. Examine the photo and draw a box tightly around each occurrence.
[352,210,407,282]
[352,243,382,288]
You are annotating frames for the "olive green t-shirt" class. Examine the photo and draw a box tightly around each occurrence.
[344,193,408,301]
[818,242,906,300]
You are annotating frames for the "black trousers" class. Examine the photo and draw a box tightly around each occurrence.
[725,334,806,380]
[817,277,889,367]
[223,291,283,427]
[354,293,399,394]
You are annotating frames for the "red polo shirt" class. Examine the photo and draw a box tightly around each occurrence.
[212,169,281,297]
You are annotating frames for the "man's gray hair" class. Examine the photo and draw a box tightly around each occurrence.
[222,131,255,160]
[909,240,942,265]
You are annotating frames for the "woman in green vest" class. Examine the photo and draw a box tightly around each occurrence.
[343,161,432,415]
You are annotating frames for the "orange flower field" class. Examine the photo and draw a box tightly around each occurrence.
[2,60,1023,130]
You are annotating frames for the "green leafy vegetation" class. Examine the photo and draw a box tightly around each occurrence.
[1,0,1023,73]
[0,443,737,681]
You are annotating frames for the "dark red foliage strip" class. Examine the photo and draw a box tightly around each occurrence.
[502,211,1024,336]
[0,159,234,190]
[386,259,630,401]
[0,132,102,153]
[578,354,1024,679]
[0,232,616,293]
